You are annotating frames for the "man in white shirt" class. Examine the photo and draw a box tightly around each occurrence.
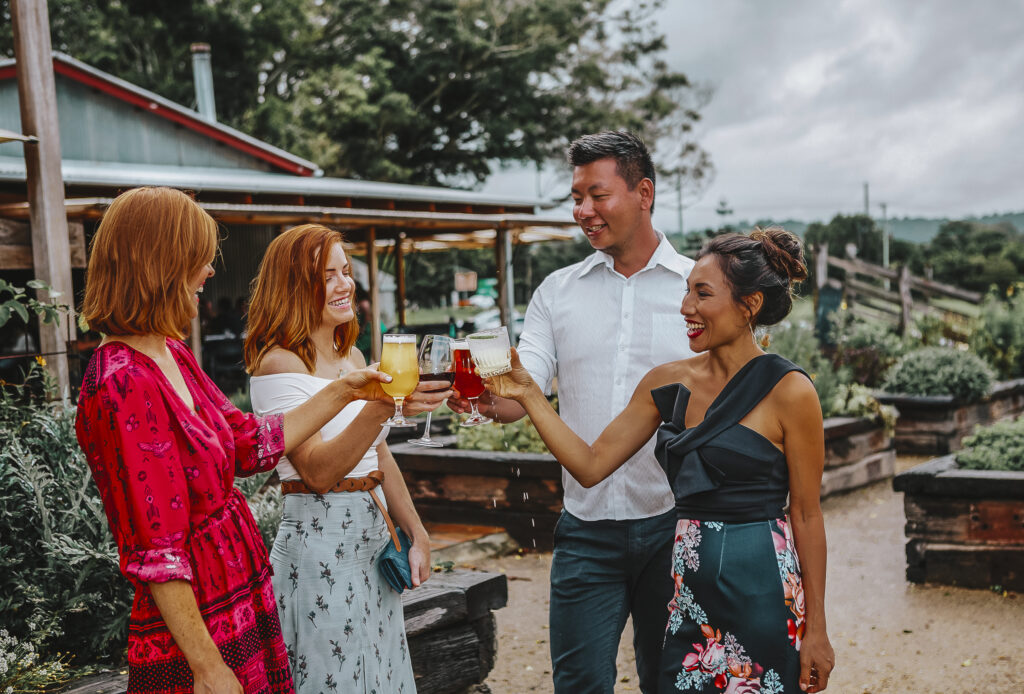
[452,131,694,692]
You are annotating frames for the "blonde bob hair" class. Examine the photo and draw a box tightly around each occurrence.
[81,187,217,339]
[244,224,359,375]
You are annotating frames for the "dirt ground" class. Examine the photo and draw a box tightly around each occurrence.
[471,457,1024,694]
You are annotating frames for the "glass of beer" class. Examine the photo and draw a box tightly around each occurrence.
[379,334,419,427]
[466,326,512,377]
[453,339,491,426]
[409,335,454,447]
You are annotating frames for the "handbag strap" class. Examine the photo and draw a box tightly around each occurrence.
[366,472,402,552]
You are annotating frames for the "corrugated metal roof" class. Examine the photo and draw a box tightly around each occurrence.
[0,52,321,176]
[0,156,550,209]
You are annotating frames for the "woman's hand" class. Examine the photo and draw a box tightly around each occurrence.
[404,379,453,416]
[192,661,244,694]
[799,630,835,692]
[339,365,394,402]
[408,534,431,588]
[482,347,537,402]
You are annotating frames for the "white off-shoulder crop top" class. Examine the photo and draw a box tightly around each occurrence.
[249,372,389,482]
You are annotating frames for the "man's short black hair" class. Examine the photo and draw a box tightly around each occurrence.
[566,131,656,211]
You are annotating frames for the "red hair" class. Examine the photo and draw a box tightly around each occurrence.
[81,187,217,338]
[245,224,358,374]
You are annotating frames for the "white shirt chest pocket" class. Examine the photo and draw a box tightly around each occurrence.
[650,312,691,362]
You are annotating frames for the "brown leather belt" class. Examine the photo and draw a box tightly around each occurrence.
[280,470,402,551]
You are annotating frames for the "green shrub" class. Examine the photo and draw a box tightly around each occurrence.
[0,387,132,666]
[881,347,994,402]
[956,418,1024,472]
[452,399,554,454]
[969,292,1024,380]
[827,313,908,387]
[768,321,890,422]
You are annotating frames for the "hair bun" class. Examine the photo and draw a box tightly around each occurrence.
[750,226,808,283]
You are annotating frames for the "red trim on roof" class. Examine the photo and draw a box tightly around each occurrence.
[0,59,314,176]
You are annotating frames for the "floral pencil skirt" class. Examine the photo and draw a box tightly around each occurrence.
[660,517,805,693]
[269,489,416,694]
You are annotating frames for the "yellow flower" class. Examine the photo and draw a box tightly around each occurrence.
[35,356,46,367]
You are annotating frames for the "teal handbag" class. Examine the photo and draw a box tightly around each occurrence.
[377,526,413,593]
[368,487,414,593]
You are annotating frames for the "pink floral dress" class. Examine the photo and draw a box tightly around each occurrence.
[76,339,293,694]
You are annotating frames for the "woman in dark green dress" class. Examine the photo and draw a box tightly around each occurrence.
[487,227,834,693]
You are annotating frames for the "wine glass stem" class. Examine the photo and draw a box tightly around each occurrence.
[421,410,434,441]
[393,397,405,421]
[469,397,480,418]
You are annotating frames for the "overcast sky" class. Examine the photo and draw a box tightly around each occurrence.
[481,0,1024,233]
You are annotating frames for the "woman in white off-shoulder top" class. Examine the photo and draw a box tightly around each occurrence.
[244,224,451,694]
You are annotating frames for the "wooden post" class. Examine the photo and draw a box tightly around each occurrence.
[495,227,514,332]
[898,264,914,336]
[11,0,73,396]
[813,242,828,316]
[366,228,382,361]
[395,232,407,329]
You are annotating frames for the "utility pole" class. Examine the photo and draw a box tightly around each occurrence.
[880,202,890,290]
[11,0,73,397]
[863,182,870,216]
[676,171,684,234]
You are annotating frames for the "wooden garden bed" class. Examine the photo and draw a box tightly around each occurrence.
[63,569,507,694]
[893,456,1024,591]
[393,415,893,550]
[876,378,1024,455]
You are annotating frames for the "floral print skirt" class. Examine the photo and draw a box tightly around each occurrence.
[269,490,415,694]
[660,517,804,693]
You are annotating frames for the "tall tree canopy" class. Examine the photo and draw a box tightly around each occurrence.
[1,0,711,187]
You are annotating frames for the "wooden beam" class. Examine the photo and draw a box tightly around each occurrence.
[366,227,382,361]
[908,275,982,304]
[495,227,514,331]
[395,232,406,329]
[898,265,914,335]
[11,0,73,396]
[0,218,86,269]
[826,254,900,281]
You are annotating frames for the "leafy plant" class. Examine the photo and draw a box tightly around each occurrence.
[881,347,994,403]
[827,312,908,387]
[452,398,556,454]
[969,291,1024,380]
[0,381,131,664]
[956,418,1024,472]
[0,279,67,328]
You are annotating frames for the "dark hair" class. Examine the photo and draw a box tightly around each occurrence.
[567,131,657,212]
[696,226,808,327]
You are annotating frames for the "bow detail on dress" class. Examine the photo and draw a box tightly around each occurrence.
[652,383,727,496]
[651,355,804,499]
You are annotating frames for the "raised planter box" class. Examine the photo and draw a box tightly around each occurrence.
[821,416,895,497]
[392,416,893,549]
[893,456,1024,591]
[63,569,507,694]
[392,435,562,550]
[876,378,1024,455]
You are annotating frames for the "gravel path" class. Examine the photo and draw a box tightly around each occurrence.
[472,457,1024,694]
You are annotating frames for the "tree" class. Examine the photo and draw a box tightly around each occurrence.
[1,0,712,189]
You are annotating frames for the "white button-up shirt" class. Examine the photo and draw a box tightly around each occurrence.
[517,233,695,521]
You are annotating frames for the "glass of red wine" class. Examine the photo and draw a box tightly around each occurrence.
[453,338,491,427]
[408,335,455,447]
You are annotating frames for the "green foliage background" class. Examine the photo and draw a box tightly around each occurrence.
[957,419,1024,472]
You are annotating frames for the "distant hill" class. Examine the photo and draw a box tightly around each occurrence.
[718,212,1024,245]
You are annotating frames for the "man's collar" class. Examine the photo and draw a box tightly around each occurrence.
[576,231,693,279]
